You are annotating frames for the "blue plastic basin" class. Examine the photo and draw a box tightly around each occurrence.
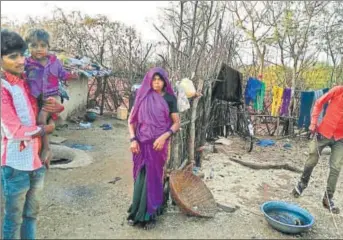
[261,201,315,234]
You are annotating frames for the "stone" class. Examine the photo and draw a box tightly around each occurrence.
[215,138,233,146]
[196,172,205,179]
[217,202,240,213]
[322,147,331,155]
[50,136,67,145]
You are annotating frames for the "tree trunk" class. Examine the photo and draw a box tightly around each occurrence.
[259,45,266,76]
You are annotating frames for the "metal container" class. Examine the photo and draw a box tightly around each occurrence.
[260,201,315,234]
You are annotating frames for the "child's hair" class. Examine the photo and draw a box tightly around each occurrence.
[25,29,50,46]
[1,29,27,57]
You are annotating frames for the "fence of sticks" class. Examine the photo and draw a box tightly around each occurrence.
[166,77,321,170]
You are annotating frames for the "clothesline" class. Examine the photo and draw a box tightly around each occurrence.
[243,76,331,129]
[250,114,297,119]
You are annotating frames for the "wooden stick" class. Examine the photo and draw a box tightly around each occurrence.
[276,117,280,136]
[240,206,264,218]
[250,114,297,119]
[229,157,302,173]
[178,159,189,170]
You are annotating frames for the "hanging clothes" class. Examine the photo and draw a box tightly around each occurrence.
[298,91,315,129]
[212,63,243,102]
[271,86,284,117]
[253,82,266,111]
[245,77,263,105]
[322,88,330,119]
[312,88,330,125]
[279,88,292,116]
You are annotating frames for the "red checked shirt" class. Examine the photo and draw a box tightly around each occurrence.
[311,86,343,141]
[1,71,43,171]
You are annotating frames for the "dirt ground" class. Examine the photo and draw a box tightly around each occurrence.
[23,116,343,239]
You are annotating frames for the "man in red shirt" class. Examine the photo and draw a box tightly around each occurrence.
[1,30,64,239]
[293,86,343,214]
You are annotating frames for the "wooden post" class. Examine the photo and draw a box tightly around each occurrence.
[170,131,180,169]
[100,76,108,115]
[276,116,280,136]
[188,79,204,164]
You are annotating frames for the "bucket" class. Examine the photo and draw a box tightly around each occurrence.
[85,111,97,122]
[117,106,128,120]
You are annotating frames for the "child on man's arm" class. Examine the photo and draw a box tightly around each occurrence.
[24,29,77,168]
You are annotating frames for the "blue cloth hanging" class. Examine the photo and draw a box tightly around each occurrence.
[298,91,314,129]
[322,88,329,119]
[244,77,263,105]
[312,88,330,125]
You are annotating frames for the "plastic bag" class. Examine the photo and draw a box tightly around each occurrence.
[176,82,190,112]
[180,78,196,98]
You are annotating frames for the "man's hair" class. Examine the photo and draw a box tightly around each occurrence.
[1,29,27,57]
[25,28,50,46]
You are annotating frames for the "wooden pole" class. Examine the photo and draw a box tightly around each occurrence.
[188,79,204,164]
[100,76,108,115]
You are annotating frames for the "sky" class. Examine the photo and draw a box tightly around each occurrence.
[1,1,329,65]
[1,1,170,42]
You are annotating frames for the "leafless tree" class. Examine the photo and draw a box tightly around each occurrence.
[227,1,274,76]
[320,1,343,86]
[154,1,240,166]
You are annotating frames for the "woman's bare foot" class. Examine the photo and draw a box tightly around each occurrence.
[143,220,156,230]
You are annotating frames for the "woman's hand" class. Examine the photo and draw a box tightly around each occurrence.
[130,140,140,154]
[153,135,167,151]
[42,97,64,114]
[194,91,203,99]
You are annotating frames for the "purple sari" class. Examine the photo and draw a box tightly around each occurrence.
[130,67,175,216]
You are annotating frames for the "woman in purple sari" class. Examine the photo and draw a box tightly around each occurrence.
[127,67,180,230]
